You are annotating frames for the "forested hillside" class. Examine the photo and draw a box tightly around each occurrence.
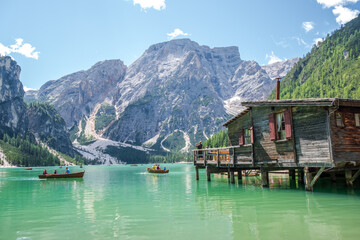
[203,130,229,148]
[269,15,360,99]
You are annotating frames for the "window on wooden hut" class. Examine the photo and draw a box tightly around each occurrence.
[244,129,251,145]
[336,112,344,127]
[276,112,286,140]
[355,113,360,127]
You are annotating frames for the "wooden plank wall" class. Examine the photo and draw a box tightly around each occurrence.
[227,113,251,146]
[292,106,331,163]
[252,107,295,162]
[330,106,360,163]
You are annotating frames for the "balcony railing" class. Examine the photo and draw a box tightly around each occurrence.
[193,146,253,167]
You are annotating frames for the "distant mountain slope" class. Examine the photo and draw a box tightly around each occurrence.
[269,15,360,100]
[0,56,77,166]
[25,39,298,153]
[38,60,127,127]
[261,57,300,80]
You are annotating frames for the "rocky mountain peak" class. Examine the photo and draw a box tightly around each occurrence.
[0,56,24,102]
[0,56,28,136]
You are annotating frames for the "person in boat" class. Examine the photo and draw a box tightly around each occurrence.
[196,141,203,159]
[43,169,47,175]
[156,165,160,170]
[163,166,166,171]
[54,169,57,174]
[65,167,70,174]
[152,164,156,170]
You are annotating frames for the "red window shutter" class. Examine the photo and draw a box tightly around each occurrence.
[250,126,254,144]
[268,114,276,141]
[239,129,244,145]
[284,109,292,139]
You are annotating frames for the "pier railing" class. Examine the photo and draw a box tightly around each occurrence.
[193,146,253,167]
[193,147,235,167]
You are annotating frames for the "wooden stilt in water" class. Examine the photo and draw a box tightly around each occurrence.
[304,167,313,191]
[260,169,269,187]
[206,167,211,182]
[230,171,235,184]
[345,169,353,187]
[289,169,296,180]
[298,169,304,184]
[238,170,242,180]
[195,166,199,181]
[330,172,336,182]
[227,168,230,179]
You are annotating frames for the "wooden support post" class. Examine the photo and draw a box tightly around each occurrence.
[350,169,360,185]
[310,167,325,188]
[290,169,296,180]
[296,169,304,184]
[206,167,211,182]
[330,172,336,182]
[195,166,199,181]
[230,171,235,184]
[238,170,242,180]
[260,169,269,187]
[304,167,313,191]
[217,150,220,167]
[345,169,353,187]
[228,168,230,179]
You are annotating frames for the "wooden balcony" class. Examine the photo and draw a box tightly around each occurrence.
[193,146,253,167]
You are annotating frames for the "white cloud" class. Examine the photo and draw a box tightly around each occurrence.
[23,86,37,92]
[293,37,311,48]
[167,28,189,40]
[302,21,315,32]
[133,0,165,11]
[0,38,39,59]
[317,0,359,25]
[314,37,325,46]
[317,0,359,8]
[332,5,359,24]
[265,51,283,64]
[0,43,12,56]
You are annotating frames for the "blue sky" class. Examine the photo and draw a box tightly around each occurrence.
[1,0,359,89]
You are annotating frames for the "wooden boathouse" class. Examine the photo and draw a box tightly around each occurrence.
[193,98,360,191]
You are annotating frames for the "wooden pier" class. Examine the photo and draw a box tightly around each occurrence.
[194,98,360,191]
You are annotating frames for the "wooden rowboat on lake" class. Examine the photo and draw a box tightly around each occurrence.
[147,168,169,174]
[25,168,32,170]
[38,171,85,179]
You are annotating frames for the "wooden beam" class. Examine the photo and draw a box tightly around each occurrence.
[310,167,325,188]
[238,170,242,180]
[206,167,211,182]
[304,167,312,191]
[345,169,353,187]
[230,171,235,184]
[195,166,199,181]
[350,169,360,185]
[260,168,269,187]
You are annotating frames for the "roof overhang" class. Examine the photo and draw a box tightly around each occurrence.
[223,98,360,127]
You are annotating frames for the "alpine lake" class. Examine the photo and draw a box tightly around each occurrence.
[1,163,360,240]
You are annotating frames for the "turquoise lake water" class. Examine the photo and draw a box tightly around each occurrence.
[1,164,360,240]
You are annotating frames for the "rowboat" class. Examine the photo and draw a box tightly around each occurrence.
[38,171,85,179]
[147,168,169,174]
[131,164,138,166]
[25,168,32,170]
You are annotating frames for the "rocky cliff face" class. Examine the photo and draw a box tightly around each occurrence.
[27,39,298,152]
[27,103,75,157]
[261,57,300,80]
[0,56,74,158]
[0,56,28,136]
[38,59,127,127]
[105,39,242,145]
